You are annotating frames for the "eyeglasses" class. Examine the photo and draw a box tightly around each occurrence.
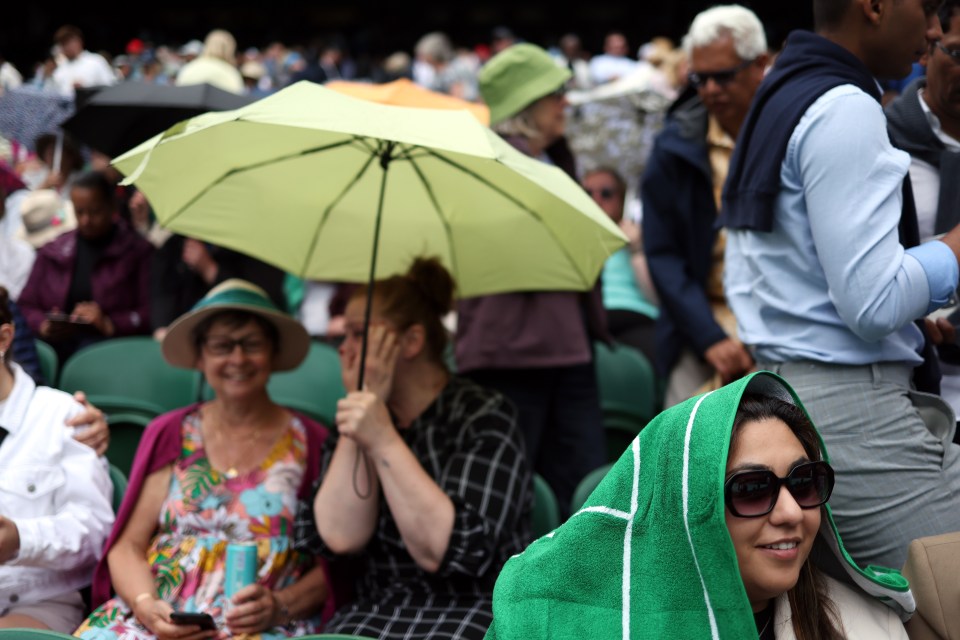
[934,41,960,63]
[687,58,756,89]
[203,335,269,356]
[585,187,618,200]
[724,460,834,518]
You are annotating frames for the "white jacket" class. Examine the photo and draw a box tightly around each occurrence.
[0,363,114,605]
[775,574,910,639]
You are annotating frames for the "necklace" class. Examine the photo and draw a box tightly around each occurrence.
[205,409,265,479]
[755,604,773,638]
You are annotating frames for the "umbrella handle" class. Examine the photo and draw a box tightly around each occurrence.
[52,130,63,175]
[356,140,395,391]
[353,140,396,500]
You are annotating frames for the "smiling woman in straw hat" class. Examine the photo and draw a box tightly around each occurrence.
[456,42,611,516]
[77,279,335,639]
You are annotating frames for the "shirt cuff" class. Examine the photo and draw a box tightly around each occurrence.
[7,519,35,565]
[907,240,960,313]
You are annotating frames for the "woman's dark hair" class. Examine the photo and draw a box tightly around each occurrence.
[731,393,843,640]
[0,286,11,326]
[191,310,280,359]
[731,393,821,461]
[353,256,455,366]
[0,287,12,374]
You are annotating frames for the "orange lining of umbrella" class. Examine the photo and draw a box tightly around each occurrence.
[325,78,489,125]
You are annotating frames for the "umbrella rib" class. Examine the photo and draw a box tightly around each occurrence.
[300,139,382,278]
[397,144,461,291]
[161,136,365,231]
[420,148,594,289]
[419,148,546,222]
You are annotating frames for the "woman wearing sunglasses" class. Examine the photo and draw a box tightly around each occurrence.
[486,371,912,639]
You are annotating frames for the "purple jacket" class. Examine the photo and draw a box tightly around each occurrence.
[18,219,153,337]
[454,136,610,372]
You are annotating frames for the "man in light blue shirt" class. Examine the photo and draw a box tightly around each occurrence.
[723,0,960,569]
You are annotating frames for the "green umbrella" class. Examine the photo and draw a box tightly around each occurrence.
[113,80,627,386]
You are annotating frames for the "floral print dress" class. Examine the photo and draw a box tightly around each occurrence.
[75,412,322,639]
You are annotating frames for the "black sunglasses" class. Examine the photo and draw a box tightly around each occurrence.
[935,41,960,63]
[585,187,617,200]
[687,58,756,89]
[724,460,834,518]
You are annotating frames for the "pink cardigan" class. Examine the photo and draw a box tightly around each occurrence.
[90,403,334,620]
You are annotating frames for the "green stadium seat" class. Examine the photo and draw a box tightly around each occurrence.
[532,473,561,537]
[570,462,614,514]
[59,336,199,420]
[34,339,59,387]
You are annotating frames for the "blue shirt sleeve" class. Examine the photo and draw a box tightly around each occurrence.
[906,240,960,313]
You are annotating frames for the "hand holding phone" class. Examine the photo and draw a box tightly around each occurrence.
[169,611,217,631]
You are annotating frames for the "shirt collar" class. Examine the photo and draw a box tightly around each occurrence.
[918,88,960,150]
[0,362,35,436]
[706,115,735,150]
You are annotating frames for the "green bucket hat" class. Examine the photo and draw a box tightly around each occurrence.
[162,278,310,371]
[479,43,572,126]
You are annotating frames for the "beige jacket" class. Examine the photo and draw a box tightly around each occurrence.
[774,574,909,639]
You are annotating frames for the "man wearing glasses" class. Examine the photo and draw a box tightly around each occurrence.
[641,5,768,407]
[722,0,957,569]
[887,0,960,425]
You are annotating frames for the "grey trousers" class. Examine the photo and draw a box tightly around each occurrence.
[758,361,960,569]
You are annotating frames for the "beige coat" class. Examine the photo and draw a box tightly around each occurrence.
[774,574,909,639]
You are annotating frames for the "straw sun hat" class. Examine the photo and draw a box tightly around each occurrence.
[162,278,310,371]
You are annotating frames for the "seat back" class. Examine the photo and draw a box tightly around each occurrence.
[604,414,644,464]
[594,340,659,427]
[532,473,561,537]
[268,341,345,425]
[0,629,77,638]
[34,339,59,387]
[105,412,152,477]
[59,336,198,418]
[570,462,614,514]
[108,462,129,513]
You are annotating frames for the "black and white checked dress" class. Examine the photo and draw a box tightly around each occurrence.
[295,376,533,639]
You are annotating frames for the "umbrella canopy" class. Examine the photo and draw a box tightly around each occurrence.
[113,80,626,300]
[0,86,74,152]
[325,78,490,124]
[61,82,256,158]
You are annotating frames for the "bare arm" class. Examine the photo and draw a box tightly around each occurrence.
[312,323,394,554]
[107,465,214,639]
[372,429,455,573]
[313,432,380,554]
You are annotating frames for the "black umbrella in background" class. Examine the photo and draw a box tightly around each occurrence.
[61,82,256,158]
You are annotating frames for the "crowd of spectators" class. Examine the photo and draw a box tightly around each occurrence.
[0,0,959,637]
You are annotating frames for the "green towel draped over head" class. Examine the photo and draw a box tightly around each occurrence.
[486,371,914,639]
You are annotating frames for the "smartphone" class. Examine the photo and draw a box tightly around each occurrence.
[169,611,217,631]
[46,312,90,323]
